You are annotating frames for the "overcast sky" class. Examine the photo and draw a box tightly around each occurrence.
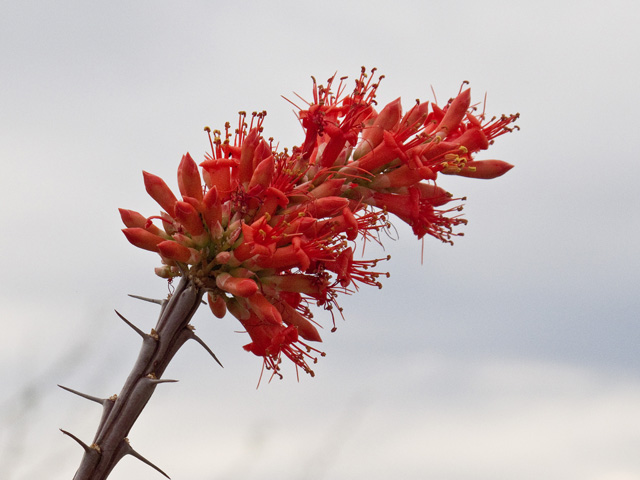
[1,1,639,479]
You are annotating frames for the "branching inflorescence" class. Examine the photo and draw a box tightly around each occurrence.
[121,67,518,379]
[62,68,518,479]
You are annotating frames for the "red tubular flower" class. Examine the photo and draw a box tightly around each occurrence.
[276,301,322,342]
[260,274,326,297]
[228,299,321,378]
[317,126,350,168]
[367,187,466,242]
[452,127,490,152]
[255,241,311,271]
[356,130,408,173]
[235,218,279,260]
[200,158,235,195]
[241,320,314,377]
[245,292,283,326]
[120,68,518,378]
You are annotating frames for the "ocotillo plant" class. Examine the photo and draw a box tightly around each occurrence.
[60,67,518,479]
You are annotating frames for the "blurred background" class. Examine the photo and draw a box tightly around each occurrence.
[1,1,639,479]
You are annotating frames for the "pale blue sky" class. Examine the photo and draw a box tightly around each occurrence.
[1,1,639,479]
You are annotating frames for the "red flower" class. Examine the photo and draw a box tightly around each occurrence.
[121,68,518,378]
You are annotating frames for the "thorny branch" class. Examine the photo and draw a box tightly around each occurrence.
[61,276,211,479]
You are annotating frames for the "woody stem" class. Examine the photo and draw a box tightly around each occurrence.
[70,276,203,480]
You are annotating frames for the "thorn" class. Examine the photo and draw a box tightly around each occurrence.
[58,384,107,405]
[60,429,93,454]
[145,376,179,385]
[123,438,171,479]
[128,290,204,315]
[189,330,224,368]
[128,294,164,305]
[149,378,179,385]
[114,310,147,338]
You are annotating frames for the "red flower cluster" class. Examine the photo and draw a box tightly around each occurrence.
[120,68,518,378]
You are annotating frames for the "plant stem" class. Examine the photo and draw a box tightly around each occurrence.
[68,276,204,479]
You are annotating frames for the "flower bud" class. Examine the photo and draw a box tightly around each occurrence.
[353,97,402,159]
[207,292,227,318]
[143,171,178,217]
[435,88,471,138]
[308,178,346,199]
[400,101,430,134]
[216,272,259,297]
[118,209,163,236]
[122,228,165,252]
[442,160,514,179]
[239,128,261,185]
[157,240,194,263]
[306,196,350,218]
[413,183,453,207]
[177,153,203,202]
[174,201,205,236]
[249,155,274,190]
